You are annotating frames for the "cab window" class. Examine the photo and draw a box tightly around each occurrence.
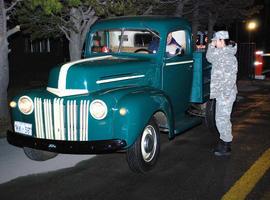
[166,30,186,57]
[90,29,160,54]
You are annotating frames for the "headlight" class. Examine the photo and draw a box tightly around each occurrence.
[90,100,107,120]
[18,96,34,115]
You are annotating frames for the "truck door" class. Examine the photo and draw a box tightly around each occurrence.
[162,30,193,122]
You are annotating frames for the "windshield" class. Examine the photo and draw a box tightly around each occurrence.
[90,29,160,55]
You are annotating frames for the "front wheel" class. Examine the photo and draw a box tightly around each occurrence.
[126,118,160,173]
[23,147,58,161]
[205,99,219,134]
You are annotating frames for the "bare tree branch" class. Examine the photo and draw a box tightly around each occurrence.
[79,6,88,31]
[53,13,69,25]
[183,5,198,15]
[78,6,84,18]
[83,6,93,16]
[143,6,153,15]
[7,25,20,37]
[80,19,87,32]
[183,0,192,4]
[159,0,178,4]
[58,25,71,41]
[80,9,96,32]
[81,16,98,47]
[5,0,22,13]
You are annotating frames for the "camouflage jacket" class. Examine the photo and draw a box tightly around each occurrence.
[206,44,238,99]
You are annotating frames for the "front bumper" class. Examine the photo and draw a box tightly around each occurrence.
[7,131,127,154]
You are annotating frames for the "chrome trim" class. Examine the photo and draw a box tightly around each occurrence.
[165,60,194,66]
[46,87,88,97]
[90,100,108,120]
[44,99,54,139]
[53,98,65,140]
[141,125,157,162]
[33,98,90,141]
[67,100,77,141]
[80,100,90,141]
[96,75,145,84]
[34,98,45,138]
[18,96,34,115]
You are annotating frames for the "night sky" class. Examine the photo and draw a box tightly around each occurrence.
[241,0,270,52]
[220,0,269,52]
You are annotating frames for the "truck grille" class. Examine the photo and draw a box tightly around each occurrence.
[34,98,90,141]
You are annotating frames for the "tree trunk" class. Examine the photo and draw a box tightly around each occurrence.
[67,8,82,61]
[67,7,97,61]
[0,0,9,119]
[0,39,9,119]
[69,31,82,61]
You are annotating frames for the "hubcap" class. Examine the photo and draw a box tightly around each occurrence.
[144,135,154,153]
[141,125,157,162]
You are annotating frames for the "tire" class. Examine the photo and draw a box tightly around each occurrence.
[23,147,58,161]
[205,99,219,134]
[126,118,160,173]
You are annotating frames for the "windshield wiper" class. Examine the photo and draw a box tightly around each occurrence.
[142,24,161,39]
[117,28,125,53]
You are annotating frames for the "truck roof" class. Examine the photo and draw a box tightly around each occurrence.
[91,16,191,34]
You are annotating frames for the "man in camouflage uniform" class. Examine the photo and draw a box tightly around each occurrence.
[206,31,238,156]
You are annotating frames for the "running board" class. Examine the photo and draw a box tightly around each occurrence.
[174,115,202,135]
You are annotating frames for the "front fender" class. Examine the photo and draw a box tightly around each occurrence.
[112,87,174,148]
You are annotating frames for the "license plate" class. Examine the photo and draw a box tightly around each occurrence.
[14,121,32,136]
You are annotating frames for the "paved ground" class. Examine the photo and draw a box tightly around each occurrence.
[0,79,269,200]
[0,139,93,184]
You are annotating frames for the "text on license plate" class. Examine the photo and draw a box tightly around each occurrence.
[14,121,32,136]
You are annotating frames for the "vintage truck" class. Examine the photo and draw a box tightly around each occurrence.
[7,16,215,173]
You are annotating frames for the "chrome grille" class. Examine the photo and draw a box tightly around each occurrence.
[79,100,90,141]
[34,98,90,141]
[34,98,45,139]
[44,99,54,139]
[67,100,77,141]
[53,98,65,140]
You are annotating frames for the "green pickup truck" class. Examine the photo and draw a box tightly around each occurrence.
[7,16,215,173]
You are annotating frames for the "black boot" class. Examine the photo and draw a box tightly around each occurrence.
[214,140,231,156]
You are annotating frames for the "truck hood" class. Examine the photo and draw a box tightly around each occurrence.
[47,55,159,97]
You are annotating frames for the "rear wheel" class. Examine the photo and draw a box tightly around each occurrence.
[23,147,58,161]
[126,118,160,173]
[205,99,219,134]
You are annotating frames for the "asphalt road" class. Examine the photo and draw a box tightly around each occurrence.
[0,79,269,200]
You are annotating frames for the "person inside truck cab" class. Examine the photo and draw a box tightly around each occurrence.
[206,30,238,157]
[148,32,183,55]
[166,32,183,56]
[148,36,159,53]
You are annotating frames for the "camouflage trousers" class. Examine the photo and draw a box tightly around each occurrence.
[215,94,236,142]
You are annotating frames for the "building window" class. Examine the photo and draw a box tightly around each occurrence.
[24,38,51,53]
